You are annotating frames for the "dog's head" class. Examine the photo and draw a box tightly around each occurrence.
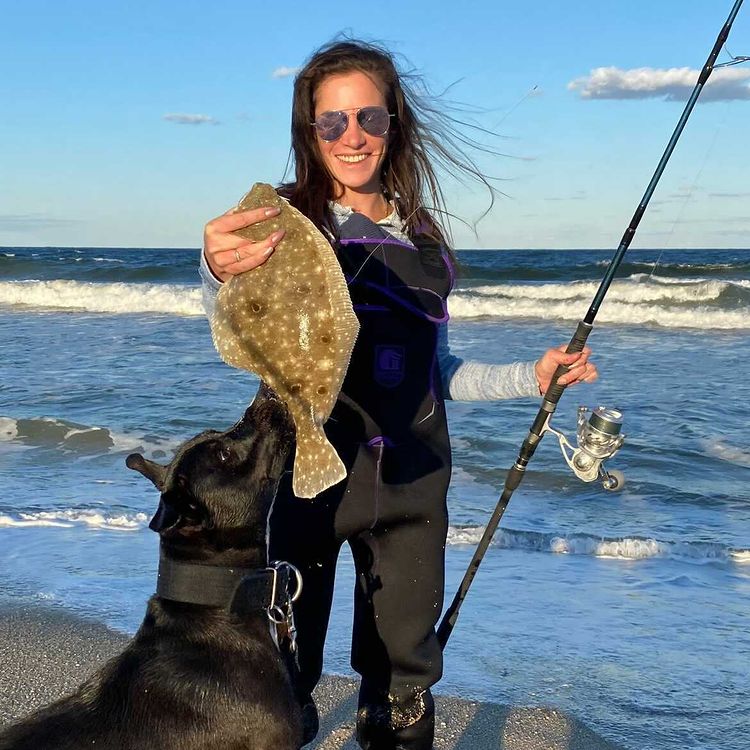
[126,385,294,561]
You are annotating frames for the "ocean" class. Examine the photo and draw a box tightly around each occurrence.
[1,246,748,750]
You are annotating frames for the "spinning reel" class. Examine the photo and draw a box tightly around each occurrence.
[545,406,626,491]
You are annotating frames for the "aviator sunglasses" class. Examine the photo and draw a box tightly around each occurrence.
[311,106,394,142]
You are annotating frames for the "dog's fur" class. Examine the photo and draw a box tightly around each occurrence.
[0,388,303,750]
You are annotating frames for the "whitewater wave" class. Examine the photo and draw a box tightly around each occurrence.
[2,512,744,565]
[0,509,148,530]
[2,276,748,329]
[0,280,203,316]
[450,276,750,329]
[470,276,734,303]
[0,415,181,458]
[446,525,749,564]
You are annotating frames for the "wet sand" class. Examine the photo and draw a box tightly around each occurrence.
[0,605,625,749]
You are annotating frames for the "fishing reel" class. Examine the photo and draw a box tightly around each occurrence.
[545,406,626,491]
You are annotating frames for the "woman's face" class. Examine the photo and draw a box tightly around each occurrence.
[313,70,389,200]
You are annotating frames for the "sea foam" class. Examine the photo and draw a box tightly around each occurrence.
[446,525,749,565]
[0,415,181,458]
[2,277,748,329]
[449,276,750,329]
[0,509,148,530]
[0,280,203,316]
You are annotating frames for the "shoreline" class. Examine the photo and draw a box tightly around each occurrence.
[0,603,626,750]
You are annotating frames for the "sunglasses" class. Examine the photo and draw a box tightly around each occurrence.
[311,106,394,142]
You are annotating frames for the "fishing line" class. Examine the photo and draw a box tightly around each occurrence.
[717,46,750,65]
[344,204,424,284]
[648,110,728,280]
[647,41,744,278]
[489,85,540,132]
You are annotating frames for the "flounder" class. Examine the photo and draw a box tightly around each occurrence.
[210,183,359,498]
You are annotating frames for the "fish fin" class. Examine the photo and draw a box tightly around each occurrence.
[292,423,347,499]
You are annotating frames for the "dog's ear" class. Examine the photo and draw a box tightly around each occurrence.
[126,454,168,491]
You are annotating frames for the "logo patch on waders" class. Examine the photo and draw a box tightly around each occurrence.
[374,345,405,388]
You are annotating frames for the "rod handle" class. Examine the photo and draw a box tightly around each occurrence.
[543,320,593,406]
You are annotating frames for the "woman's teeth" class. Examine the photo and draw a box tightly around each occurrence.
[337,154,368,163]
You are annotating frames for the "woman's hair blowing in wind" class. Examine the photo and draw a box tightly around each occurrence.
[281,39,501,255]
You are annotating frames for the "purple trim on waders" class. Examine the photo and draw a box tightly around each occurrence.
[360,281,449,324]
[366,436,395,448]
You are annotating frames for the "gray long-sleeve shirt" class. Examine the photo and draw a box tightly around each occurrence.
[200,203,541,401]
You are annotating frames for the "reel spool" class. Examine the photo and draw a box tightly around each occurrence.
[546,406,626,491]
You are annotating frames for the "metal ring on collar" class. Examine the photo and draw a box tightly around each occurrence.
[271,560,304,603]
[267,604,288,625]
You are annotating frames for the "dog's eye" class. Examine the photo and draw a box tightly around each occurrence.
[217,446,233,463]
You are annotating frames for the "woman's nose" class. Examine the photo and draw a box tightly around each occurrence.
[339,113,367,147]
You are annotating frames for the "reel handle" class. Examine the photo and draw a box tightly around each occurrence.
[543,320,593,406]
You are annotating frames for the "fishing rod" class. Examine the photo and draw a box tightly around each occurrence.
[437,0,747,650]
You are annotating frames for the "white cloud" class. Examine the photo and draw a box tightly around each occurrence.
[272,66,300,79]
[163,113,219,125]
[568,66,750,102]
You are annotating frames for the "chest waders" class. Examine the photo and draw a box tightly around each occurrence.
[268,212,453,750]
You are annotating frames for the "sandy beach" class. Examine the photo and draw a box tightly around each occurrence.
[0,604,625,750]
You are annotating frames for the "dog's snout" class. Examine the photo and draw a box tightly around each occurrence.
[240,388,293,435]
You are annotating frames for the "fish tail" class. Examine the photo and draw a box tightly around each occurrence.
[292,424,347,499]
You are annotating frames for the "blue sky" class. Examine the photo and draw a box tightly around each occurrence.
[1,0,748,249]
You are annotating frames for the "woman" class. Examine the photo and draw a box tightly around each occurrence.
[200,40,597,750]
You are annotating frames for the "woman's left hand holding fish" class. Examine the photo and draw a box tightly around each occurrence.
[534,345,598,395]
[203,205,286,282]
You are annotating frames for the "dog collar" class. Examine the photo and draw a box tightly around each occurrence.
[156,555,303,612]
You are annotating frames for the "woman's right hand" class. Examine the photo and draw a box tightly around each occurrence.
[203,205,286,282]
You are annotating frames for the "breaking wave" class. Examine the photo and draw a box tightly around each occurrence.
[449,276,750,329]
[446,525,750,564]
[0,415,180,458]
[1,274,748,329]
[2,510,746,568]
[0,280,203,316]
[0,509,148,530]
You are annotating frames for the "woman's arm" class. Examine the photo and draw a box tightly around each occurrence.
[437,323,540,400]
[199,251,222,318]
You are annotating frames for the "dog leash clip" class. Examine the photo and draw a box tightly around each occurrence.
[267,561,302,654]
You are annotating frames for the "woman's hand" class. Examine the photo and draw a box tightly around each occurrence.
[203,205,286,282]
[534,345,598,395]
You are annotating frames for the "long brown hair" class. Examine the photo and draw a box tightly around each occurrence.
[281,39,498,258]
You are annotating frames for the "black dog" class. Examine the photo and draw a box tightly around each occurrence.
[0,388,304,750]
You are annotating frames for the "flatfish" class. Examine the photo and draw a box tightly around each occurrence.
[210,183,359,498]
